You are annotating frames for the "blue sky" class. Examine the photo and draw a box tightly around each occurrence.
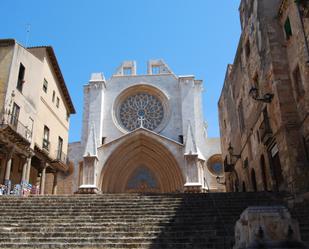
[1,0,241,142]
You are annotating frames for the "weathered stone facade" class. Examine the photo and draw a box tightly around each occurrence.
[69,60,223,193]
[0,39,75,195]
[218,0,309,194]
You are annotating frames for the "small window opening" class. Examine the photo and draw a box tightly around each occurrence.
[152,66,160,74]
[52,91,55,102]
[245,39,250,58]
[284,17,292,40]
[178,135,184,144]
[56,97,60,108]
[43,79,48,93]
[101,137,106,145]
[16,63,25,92]
[123,67,132,75]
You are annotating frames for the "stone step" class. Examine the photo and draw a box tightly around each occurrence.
[0,192,305,249]
[0,241,231,249]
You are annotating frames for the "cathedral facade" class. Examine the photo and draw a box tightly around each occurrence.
[69,60,223,193]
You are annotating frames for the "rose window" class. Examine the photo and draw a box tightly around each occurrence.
[119,93,164,131]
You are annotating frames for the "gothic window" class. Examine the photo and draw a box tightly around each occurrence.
[119,93,164,131]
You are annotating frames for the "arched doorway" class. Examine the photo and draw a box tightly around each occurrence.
[260,155,268,191]
[100,132,184,193]
[251,169,257,192]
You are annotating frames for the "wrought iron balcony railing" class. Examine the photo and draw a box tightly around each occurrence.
[0,113,32,143]
[55,150,67,164]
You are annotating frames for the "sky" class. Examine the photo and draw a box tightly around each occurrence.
[1,0,241,142]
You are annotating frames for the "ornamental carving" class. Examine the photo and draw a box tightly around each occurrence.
[119,93,164,131]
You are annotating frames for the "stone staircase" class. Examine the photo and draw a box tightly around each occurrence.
[0,192,307,249]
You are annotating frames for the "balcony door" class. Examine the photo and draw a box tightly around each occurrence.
[10,103,20,128]
[57,137,63,160]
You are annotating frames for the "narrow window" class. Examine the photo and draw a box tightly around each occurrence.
[238,100,245,132]
[284,17,292,40]
[152,66,160,74]
[43,79,48,93]
[52,91,55,102]
[43,126,50,150]
[256,130,260,143]
[101,137,106,145]
[10,103,20,128]
[57,137,63,160]
[178,135,184,144]
[16,63,25,92]
[245,39,250,58]
[123,67,132,75]
[252,73,260,99]
[243,158,249,169]
[56,97,60,108]
[292,65,305,100]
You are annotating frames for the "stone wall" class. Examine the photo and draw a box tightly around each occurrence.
[219,0,309,194]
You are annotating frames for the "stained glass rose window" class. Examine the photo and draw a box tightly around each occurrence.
[119,93,164,131]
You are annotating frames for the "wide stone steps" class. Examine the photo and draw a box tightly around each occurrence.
[1,192,305,249]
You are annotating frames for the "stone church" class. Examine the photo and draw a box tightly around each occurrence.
[69,60,223,193]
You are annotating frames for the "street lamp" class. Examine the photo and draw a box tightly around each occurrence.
[216,175,225,185]
[228,142,241,160]
[249,86,274,103]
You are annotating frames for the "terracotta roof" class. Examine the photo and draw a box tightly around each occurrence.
[27,46,76,114]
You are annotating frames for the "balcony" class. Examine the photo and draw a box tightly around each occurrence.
[0,113,32,144]
[55,150,67,164]
[51,150,69,172]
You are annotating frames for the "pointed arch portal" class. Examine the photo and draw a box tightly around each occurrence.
[100,132,184,193]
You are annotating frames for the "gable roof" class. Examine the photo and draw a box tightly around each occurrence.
[27,46,76,114]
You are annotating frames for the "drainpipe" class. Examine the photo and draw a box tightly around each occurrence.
[295,1,309,65]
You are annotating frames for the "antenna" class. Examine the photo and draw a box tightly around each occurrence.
[25,24,31,47]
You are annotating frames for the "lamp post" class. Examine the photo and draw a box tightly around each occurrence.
[216,175,225,185]
[249,87,274,103]
[228,142,241,161]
